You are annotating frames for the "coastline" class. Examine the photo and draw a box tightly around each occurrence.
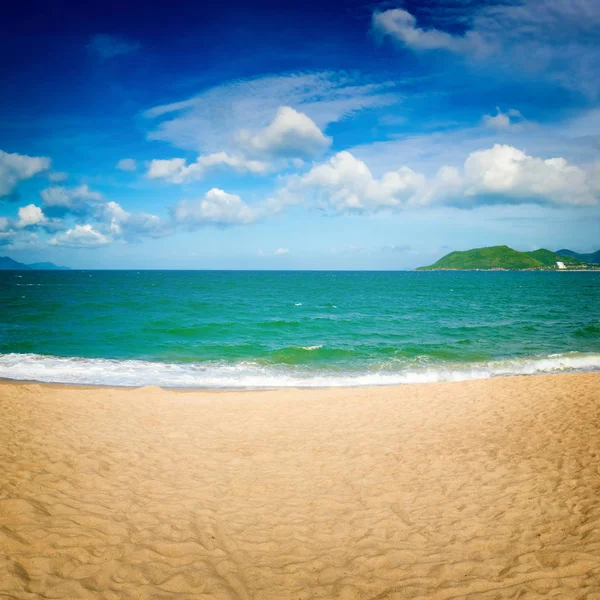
[1,362,600,391]
[418,270,600,271]
[2,372,600,598]
[1,350,599,389]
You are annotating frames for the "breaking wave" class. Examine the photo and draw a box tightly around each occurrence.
[0,351,599,389]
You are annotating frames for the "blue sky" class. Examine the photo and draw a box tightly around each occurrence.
[1,0,599,269]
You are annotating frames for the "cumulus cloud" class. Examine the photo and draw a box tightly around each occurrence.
[285,145,600,212]
[41,184,103,217]
[87,34,140,59]
[144,72,397,153]
[116,158,137,171]
[17,204,46,228]
[0,229,40,250]
[41,184,102,207]
[238,106,331,159]
[0,150,51,198]
[147,107,328,181]
[461,144,598,206]
[49,224,110,248]
[0,204,63,236]
[96,201,171,239]
[147,152,270,183]
[38,183,169,242]
[172,188,258,227]
[293,151,427,212]
[373,0,600,96]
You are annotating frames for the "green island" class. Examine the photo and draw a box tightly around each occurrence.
[416,245,600,271]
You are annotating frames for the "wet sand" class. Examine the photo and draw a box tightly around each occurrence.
[1,373,599,599]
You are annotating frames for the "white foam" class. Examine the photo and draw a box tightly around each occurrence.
[0,352,599,389]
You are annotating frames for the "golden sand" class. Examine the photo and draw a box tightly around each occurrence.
[1,373,599,599]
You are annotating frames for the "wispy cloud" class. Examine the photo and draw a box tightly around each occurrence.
[257,247,290,256]
[143,72,399,153]
[87,34,140,60]
[373,9,489,56]
[116,158,137,172]
[373,0,600,97]
[48,171,68,182]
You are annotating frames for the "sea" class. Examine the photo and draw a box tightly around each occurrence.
[1,270,599,388]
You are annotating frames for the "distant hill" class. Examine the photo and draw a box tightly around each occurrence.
[27,261,71,270]
[0,256,70,270]
[0,256,28,270]
[416,245,589,271]
[556,248,600,265]
[523,249,584,267]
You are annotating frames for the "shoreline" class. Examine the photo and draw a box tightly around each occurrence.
[1,350,599,390]
[1,364,600,392]
[2,372,600,598]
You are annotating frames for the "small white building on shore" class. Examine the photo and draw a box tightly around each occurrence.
[556,261,567,270]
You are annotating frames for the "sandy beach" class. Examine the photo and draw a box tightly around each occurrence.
[1,373,599,599]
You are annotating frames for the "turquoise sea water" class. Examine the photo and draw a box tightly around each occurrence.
[1,270,599,388]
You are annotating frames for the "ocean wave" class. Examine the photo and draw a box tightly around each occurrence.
[573,324,600,338]
[0,352,599,389]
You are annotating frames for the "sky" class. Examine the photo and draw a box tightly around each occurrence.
[1,0,599,269]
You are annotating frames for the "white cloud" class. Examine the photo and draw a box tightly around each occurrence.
[257,247,290,256]
[87,34,140,59]
[238,106,331,158]
[347,104,600,182]
[17,204,46,228]
[40,184,107,222]
[373,0,600,96]
[172,188,258,227]
[147,152,270,183]
[372,9,488,55]
[461,144,599,206]
[116,158,137,171]
[96,201,170,239]
[48,171,68,182]
[0,150,51,198]
[0,229,40,250]
[483,108,523,130]
[39,184,168,241]
[41,184,102,210]
[49,224,110,248]
[147,107,326,180]
[294,151,427,212]
[284,145,600,213]
[144,72,397,152]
